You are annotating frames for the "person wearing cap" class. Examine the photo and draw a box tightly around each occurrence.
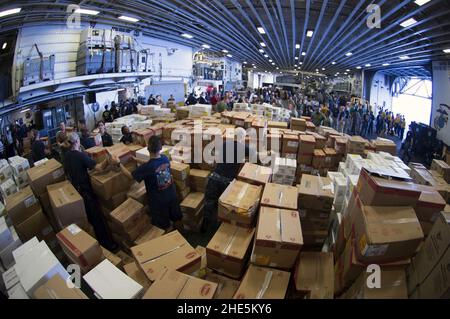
[114,135,183,231]
[63,132,117,251]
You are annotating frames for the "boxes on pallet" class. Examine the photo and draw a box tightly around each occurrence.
[0,159,13,184]
[131,230,201,282]
[233,265,290,299]
[0,179,18,198]
[27,159,65,197]
[272,158,296,185]
[261,183,298,210]
[237,163,272,186]
[0,227,22,269]
[251,207,302,269]
[204,269,240,299]
[189,169,210,192]
[345,154,363,175]
[47,181,89,230]
[84,259,143,299]
[33,274,88,299]
[293,252,334,299]
[297,175,334,212]
[56,224,104,272]
[142,269,217,299]
[218,180,262,228]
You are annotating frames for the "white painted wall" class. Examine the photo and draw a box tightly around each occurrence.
[370,72,393,111]
[431,60,450,146]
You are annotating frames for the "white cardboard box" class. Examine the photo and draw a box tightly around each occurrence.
[12,237,39,262]
[8,282,29,299]
[0,217,13,251]
[3,266,20,291]
[0,228,22,269]
[8,156,30,176]
[84,259,143,299]
[0,178,18,198]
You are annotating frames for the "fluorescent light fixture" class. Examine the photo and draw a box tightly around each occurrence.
[257,27,266,34]
[222,49,229,53]
[253,66,257,68]
[299,62,303,65]
[365,63,371,67]
[201,44,211,49]
[2,42,7,50]
[243,61,248,64]
[336,72,340,75]
[316,69,319,71]
[295,57,299,60]
[260,42,266,47]
[294,64,297,67]
[259,49,264,53]
[75,8,99,15]
[119,15,139,23]
[301,51,306,56]
[269,59,273,62]
[271,62,275,65]
[356,66,362,69]
[444,49,450,54]
[382,63,390,66]
[332,61,336,65]
[264,54,269,58]
[181,33,193,39]
[415,0,431,5]
[20,108,31,113]
[346,69,350,72]
[344,72,348,75]
[226,54,232,58]
[400,18,417,28]
[295,44,300,49]
[399,55,410,60]
[306,30,314,37]
[276,67,279,70]
[322,68,325,71]
[345,52,353,57]
[0,8,21,18]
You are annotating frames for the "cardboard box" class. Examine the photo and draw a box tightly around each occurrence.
[180,192,205,215]
[110,198,144,232]
[123,261,151,289]
[294,252,334,299]
[143,269,217,299]
[297,174,334,212]
[0,178,18,198]
[171,161,190,181]
[131,230,201,282]
[5,186,41,226]
[14,209,53,242]
[98,191,128,212]
[90,168,132,200]
[416,248,449,298]
[356,168,420,206]
[176,186,190,202]
[312,149,326,169]
[1,228,21,269]
[233,265,290,299]
[134,225,165,245]
[206,223,255,279]
[345,269,408,299]
[189,169,210,192]
[204,269,240,299]
[56,224,104,269]
[251,207,302,269]
[33,274,88,299]
[430,159,450,183]
[85,146,108,163]
[105,144,134,164]
[282,134,299,154]
[413,184,446,224]
[84,259,143,299]
[238,163,272,186]
[27,159,65,196]
[353,203,423,264]
[127,182,147,205]
[260,183,297,211]
[299,135,315,154]
[47,181,88,229]
[218,180,262,228]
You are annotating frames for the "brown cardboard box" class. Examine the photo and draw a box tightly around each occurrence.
[297,153,313,166]
[268,121,288,129]
[99,191,128,211]
[142,269,217,299]
[116,250,134,265]
[90,169,132,201]
[85,146,108,163]
[237,163,272,186]
[189,169,210,192]
[233,265,290,299]
[345,269,408,299]
[14,209,53,242]
[290,118,307,130]
[218,180,262,228]
[312,149,326,169]
[56,224,104,269]
[252,207,302,269]
[297,174,334,212]
[282,134,299,154]
[175,178,189,192]
[131,230,201,281]
[127,182,147,205]
[124,262,151,289]
[176,186,190,202]
[323,148,337,168]
[206,223,255,279]
[356,168,421,206]
[134,225,165,245]
[294,252,334,299]
[106,144,134,164]
[416,248,450,299]
[299,135,315,154]
[5,186,41,225]
[47,181,88,229]
[205,269,240,299]
[109,213,151,243]
[430,159,450,183]
[101,246,123,269]
[334,136,348,154]
[261,183,297,210]
[180,192,205,216]
[353,204,423,264]
[33,274,88,299]
[171,161,190,181]
[110,198,144,233]
[409,212,450,287]
[413,184,446,224]
[27,159,65,196]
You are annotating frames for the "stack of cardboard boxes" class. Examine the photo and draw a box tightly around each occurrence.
[171,161,190,201]
[180,192,205,232]
[8,156,30,190]
[0,217,22,269]
[272,157,297,186]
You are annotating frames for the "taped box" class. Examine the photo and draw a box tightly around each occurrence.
[297,174,334,212]
[110,198,144,234]
[180,192,204,216]
[206,223,255,279]
[170,161,190,181]
[218,180,262,228]
[251,206,302,269]
[237,163,272,186]
[233,264,290,299]
[33,274,88,299]
[5,186,41,226]
[143,269,217,299]
[27,159,65,196]
[131,230,201,282]
[261,183,298,211]
[124,261,151,290]
[90,168,132,201]
[189,169,210,192]
[204,269,240,299]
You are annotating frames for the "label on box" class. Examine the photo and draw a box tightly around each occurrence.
[68,224,82,235]
[24,195,37,208]
[287,141,298,148]
[52,168,64,179]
